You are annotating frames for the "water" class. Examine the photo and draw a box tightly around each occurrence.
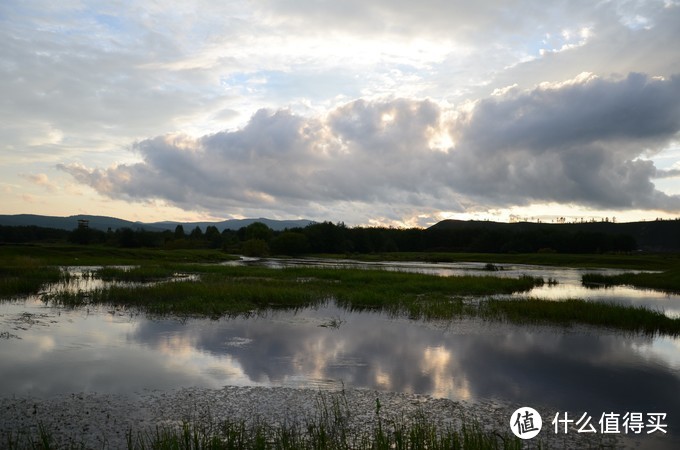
[1,259,679,446]
[228,257,680,317]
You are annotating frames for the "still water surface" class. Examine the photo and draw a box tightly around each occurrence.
[1,258,679,442]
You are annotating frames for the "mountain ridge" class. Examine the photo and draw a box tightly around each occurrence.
[0,214,314,232]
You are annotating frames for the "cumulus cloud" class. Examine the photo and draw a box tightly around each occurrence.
[21,173,57,192]
[447,73,680,209]
[58,73,680,221]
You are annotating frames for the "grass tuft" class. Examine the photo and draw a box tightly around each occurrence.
[582,271,680,293]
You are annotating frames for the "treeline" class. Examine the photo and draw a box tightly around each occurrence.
[0,221,637,255]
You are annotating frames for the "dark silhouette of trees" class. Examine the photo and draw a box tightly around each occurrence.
[270,231,309,255]
[1,219,648,253]
[174,225,185,239]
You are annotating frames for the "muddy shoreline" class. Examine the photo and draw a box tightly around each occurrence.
[1,386,651,449]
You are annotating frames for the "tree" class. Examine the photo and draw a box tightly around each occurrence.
[270,232,309,255]
[242,239,269,256]
[205,225,222,248]
[189,226,204,240]
[174,225,185,239]
[244,222,273,242]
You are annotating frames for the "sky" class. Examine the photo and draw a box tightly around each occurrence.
[2,0,680,227]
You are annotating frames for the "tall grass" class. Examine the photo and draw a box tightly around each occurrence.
[41,264,680,334]
[319,251,680,271]
[95,266,182,282]
[479,298,680,336]
[0,244,235,266]
[44,266,543,318]
[0,256,64,298]
[123,414,523,450]
[8,392,523,450]
[582,271,680,293]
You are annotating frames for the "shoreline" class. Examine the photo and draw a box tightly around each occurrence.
[0,386,649,449]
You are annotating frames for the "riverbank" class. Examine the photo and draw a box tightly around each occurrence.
[1,386,633,449]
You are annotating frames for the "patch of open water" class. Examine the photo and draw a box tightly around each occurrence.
[229,257,680,317]
[1,259,679,447]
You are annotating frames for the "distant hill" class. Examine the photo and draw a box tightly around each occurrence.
[0,214,314,233]
[429,219,680,252]
[149,218,315,232]
[0,214,161,232]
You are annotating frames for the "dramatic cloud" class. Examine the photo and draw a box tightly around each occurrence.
[59,73,680,222]
[4,0,680,223]
[448,73,680,210]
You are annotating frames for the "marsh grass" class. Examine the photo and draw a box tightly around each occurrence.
[0,245,235,266]
[44,266,542,318]
[95,265,181,282]
[318,251,680,270]
[4,389,526,450]
[5,422,85,450]
[582,271,680,293]
[8,414,522,450]
[480,298,680,335]
[0,256,64,298]
[126,394,522,450]
[41,264,680,334]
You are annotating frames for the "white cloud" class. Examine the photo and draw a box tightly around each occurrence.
[2,0,680,223]
[58,73,680,223]
[21,173,57,192]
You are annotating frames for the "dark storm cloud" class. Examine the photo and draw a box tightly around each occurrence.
[59,73,680,218]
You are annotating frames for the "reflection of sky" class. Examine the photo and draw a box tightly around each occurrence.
[2,262,680,446]
[2,299,679,433]
[235,258,680,318]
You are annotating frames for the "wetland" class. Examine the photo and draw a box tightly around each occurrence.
[1,246,680,448]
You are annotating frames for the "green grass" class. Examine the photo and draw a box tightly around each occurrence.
[94,265,184,282]
[479,298,680,336]
[0,244,235,266]
[0,255,65,298]
[42,263,680,335]
[0,244,235,298]
[5,244,680,334]
[44,265,543,318]
[317,252,680,271]
[582,271,680,294]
